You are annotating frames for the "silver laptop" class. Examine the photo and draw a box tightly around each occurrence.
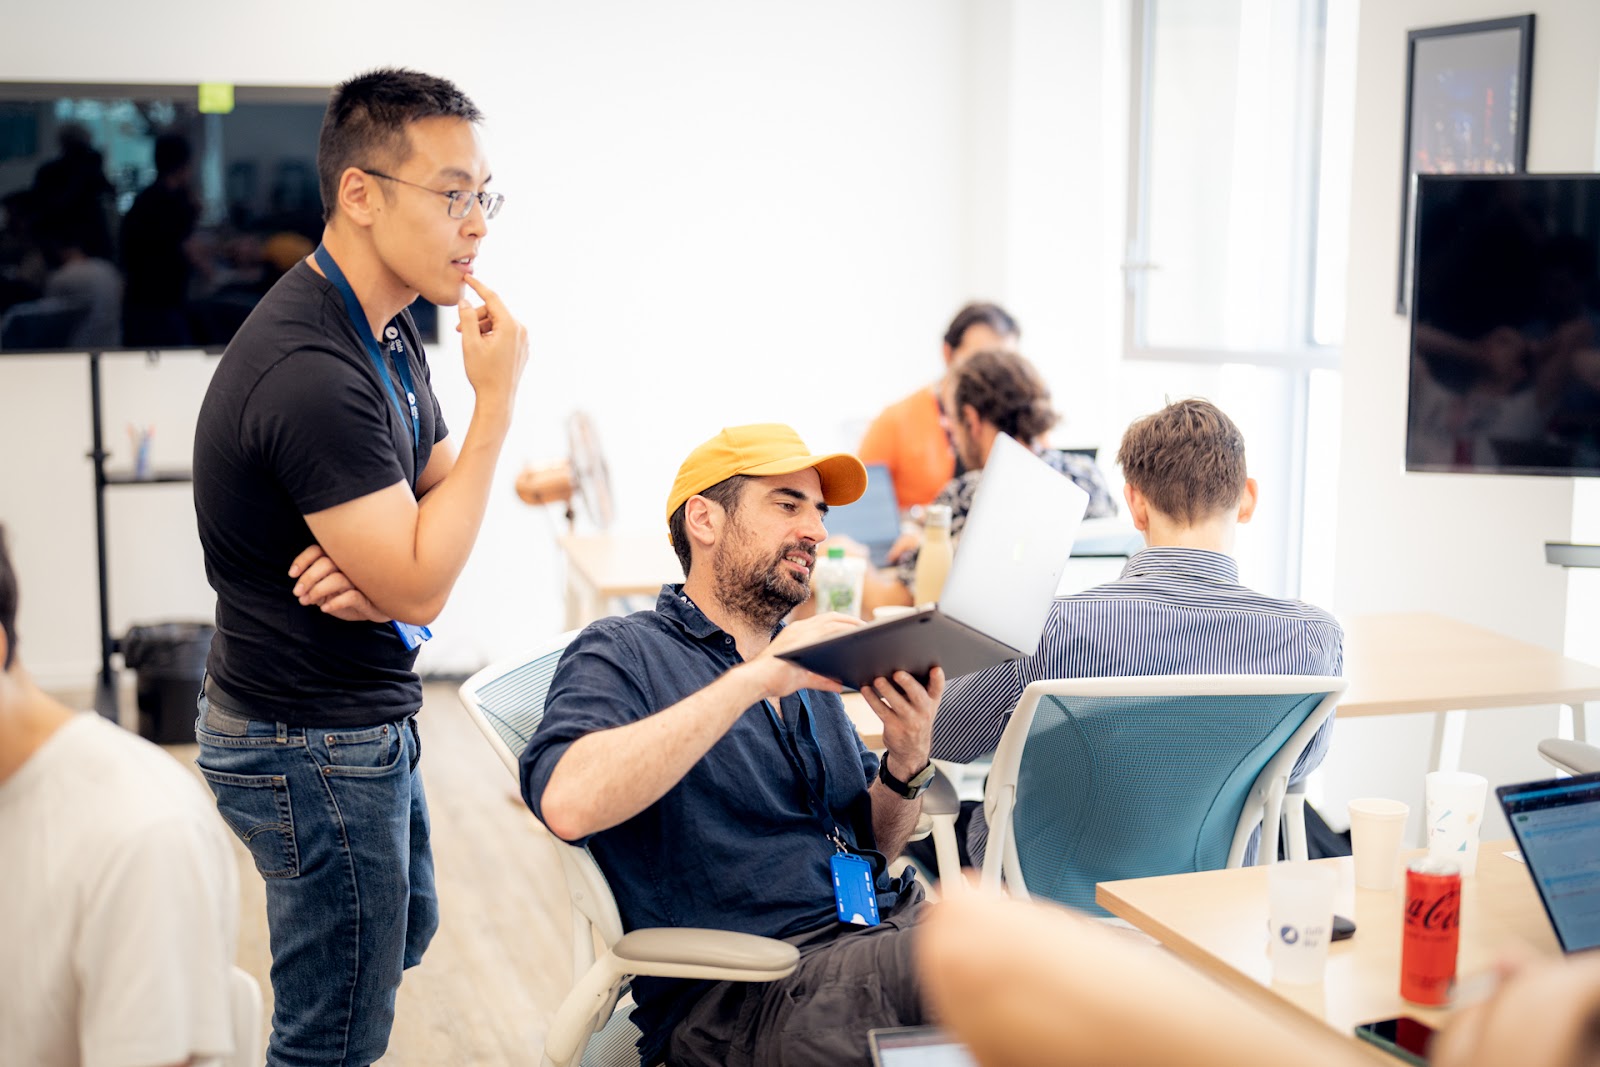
[779,433,1089,690]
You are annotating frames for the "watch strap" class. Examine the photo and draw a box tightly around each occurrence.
[878,756,936,799]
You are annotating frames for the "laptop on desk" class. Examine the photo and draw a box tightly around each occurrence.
[1498,772,1600,952]
[779,434,1090,690]
[824,463,901,567]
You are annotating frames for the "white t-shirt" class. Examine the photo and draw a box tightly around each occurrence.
[0,712,239,1067]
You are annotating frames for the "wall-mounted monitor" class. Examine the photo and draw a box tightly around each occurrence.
[0,81,436,354]
[1408,173,1600,477]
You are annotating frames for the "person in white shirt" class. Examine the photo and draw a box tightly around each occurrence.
[0,525,241,1067]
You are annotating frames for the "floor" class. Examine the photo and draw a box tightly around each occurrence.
[148,683,574,1065]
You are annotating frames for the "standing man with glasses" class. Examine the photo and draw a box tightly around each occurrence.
[192,68,527,1066]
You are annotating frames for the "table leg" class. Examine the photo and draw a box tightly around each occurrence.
[1570,702,1589,743]
[1427,709,1467,774]
[564,571,601,631]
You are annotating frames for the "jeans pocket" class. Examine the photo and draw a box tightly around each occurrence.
[320,721,405,777]
[198,766,300,878]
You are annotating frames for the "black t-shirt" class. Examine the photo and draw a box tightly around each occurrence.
[193,260,448,727]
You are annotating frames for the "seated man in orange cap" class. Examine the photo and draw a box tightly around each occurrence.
[522,423,944,1067]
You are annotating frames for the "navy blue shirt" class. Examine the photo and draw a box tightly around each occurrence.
[520,586,910,1060]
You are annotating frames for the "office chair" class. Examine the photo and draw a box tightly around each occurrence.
[458,632,800,1067]
[225,965,264,1067]
[972,674,1346,915]
[1538,737,1600,776]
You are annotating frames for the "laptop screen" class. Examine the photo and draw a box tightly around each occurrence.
[1498,772,1600,952]
[867,1026,978,1067]
[823,463,901,567]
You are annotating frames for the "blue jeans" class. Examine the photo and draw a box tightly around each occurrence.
[196,681,438,1067]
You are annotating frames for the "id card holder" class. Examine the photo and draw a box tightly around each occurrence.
[830,851,881,927]
[391,620,433,650]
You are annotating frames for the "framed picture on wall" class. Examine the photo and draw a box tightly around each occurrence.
[1396,14,1535,316]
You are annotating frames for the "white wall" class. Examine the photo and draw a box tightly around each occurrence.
[1322,0,1600,838]
[0,0,1001,681]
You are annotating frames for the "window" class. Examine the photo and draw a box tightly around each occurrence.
[1124,0,1352,368]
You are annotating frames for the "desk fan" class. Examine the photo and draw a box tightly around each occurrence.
[515,411,614,532]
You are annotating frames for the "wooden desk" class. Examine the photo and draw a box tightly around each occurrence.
[1097,843,1558,1046]
[559,534,680,629]
[1341,613,1600,771]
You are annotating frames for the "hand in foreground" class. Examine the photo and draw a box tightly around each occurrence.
[1431,949,1600,1067]
[289,544,392,623]
[752,612,864,698]
[860,665,943,778]
[459,274,529,408]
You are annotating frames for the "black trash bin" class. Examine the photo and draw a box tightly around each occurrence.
[121,621,215,744]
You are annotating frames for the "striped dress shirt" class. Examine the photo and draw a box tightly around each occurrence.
[931,546,1345,862]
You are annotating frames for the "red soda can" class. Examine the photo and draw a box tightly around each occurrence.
[1401,856,1461,1005]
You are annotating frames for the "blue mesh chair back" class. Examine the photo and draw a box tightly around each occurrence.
[464,633,578,775]
[578,1003,643,1067]
[985,676,1344,915]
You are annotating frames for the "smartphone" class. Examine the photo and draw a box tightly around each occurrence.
[1354,1016,1436,1066]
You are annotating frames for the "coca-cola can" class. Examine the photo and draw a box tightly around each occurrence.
[1401,856,1461,1005]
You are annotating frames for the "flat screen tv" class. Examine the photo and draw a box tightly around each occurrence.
[1407,173,1600,476]
[0,81,435,354]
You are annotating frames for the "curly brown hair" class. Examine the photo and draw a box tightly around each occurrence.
[947,349,1059,444]
[1117,398,1247,524]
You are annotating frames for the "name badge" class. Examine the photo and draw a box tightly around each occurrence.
[830,852,881,927]
[392,620,433,650]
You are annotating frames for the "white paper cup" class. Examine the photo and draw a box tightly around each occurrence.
[1268,862,1337,985]
[872,605,916,622]
[1425,771,1489,876]
[1348,798,1410,891]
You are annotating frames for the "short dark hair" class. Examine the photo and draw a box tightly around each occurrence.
[943,302,1020,350]
[948,349,1059,444]
[0,526,17,670]
[317,68,483,222]
[1117,398,1248,524]
[667,476,749,577]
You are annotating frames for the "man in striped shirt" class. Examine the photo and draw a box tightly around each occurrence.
[929,398,1343,864]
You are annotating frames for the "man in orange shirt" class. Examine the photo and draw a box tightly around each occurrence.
[858,302,1020,510]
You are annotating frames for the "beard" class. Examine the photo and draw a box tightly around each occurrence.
[713,524,815,634]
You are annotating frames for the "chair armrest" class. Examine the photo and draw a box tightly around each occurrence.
[613,928,799,981]
[921,770,960,817]
[545,931,799,1066]
[1540,737,1600,776]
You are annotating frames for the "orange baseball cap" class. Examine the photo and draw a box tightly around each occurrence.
[666,423,867,537]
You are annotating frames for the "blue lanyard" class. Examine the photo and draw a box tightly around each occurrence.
[762,690,850,850]
[313,245,421,459]
[312,245,433,652]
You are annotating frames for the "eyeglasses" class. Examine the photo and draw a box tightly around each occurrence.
[362,169,504,220]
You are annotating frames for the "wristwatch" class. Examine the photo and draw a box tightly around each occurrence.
[878,756,936,799]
